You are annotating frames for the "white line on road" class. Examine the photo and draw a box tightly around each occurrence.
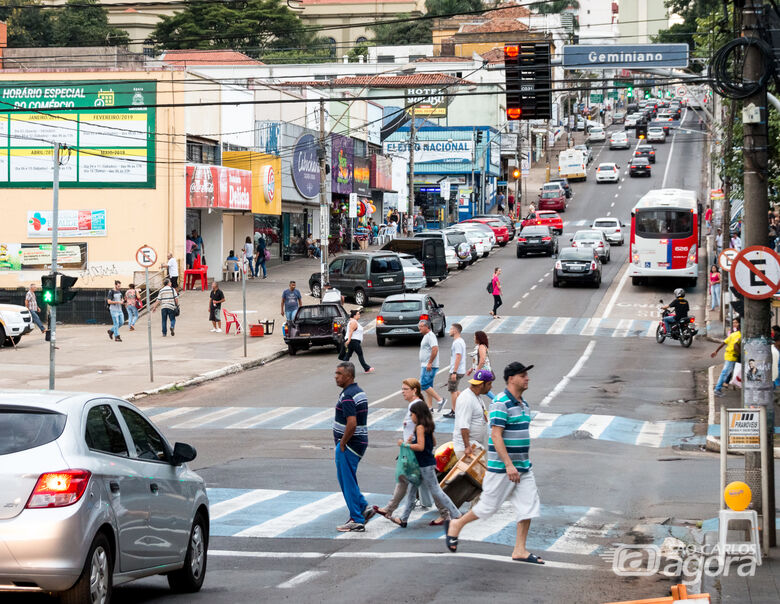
[606,211,611,216]
[576,415,615,440]
[366,408,398,426]
[547,508,614,556]
[538,278,544,283]
[539,340,596,408]
[146,407,197,423]
[610,202,615,207]
[522,292,529,299]
[614,193,619,198]
[512,300,521,308]
[546,317,570,335]
[170,407,244,430]
[661,109,682,188]
[211,489,287,520]
[277,570,326,589]
[618,185,622,190]
[530,285,537,290]
[226,407,299,430]
[236,493,345,538]
[486,316,509,334]
[601,264,631,320]
[636,421,667,448]
[544,272,551,277]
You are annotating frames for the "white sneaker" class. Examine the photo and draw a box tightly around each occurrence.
[210,328,217,332]
[215,328,222,333]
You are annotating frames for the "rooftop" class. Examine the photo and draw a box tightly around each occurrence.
[159,49,264,66]
[280,73,473,88]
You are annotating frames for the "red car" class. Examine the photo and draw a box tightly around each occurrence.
[460,217,510,246]
[538,188,566,212]
[521,210,563,235]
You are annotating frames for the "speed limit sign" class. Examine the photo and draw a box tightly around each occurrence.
[136,245,157,268]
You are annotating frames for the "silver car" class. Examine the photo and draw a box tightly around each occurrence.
[591,217,626,246]
[571,229,611,263]
[0,391,209,602]
[399,253,427,292]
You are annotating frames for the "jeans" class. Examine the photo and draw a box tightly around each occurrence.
[663,316,677,333]
[126,304,139,327]
[285,309,297,323]
[711,282,721,310]
[161,307,176,335]
[342,340,371,371]
[492,294,503,315]
[715,360,736,392]
[254,255,267,278]
[29,309,45,332]
[110,309,124,337]
[399,465,462,523]
[335,446,368,524]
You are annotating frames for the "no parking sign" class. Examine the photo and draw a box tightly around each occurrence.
[729,246,780,300]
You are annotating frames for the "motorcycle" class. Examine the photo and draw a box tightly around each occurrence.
[656,299,698,348]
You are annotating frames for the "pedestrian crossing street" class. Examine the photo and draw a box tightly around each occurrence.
[145,406,703,449]
[206,487,682,556]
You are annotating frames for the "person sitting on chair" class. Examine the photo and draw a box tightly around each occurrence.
[226,250,240,272]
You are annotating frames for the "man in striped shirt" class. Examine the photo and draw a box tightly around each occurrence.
[444,361,543,564]
[333,362,373,532]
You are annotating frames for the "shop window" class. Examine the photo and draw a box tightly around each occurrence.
[187,140,218,165]
[354,139,366,158]
[254,215,281,259]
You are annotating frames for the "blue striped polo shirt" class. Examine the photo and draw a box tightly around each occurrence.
[333,383,368,457]
[486,389,532,474]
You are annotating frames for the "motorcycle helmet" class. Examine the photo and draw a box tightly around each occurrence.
[674,288,685,298]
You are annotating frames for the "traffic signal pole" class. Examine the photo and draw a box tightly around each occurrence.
[49,142,60,390]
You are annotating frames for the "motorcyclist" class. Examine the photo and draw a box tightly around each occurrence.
[662,288,690,334]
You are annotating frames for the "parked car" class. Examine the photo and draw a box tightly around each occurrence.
[587,126,606,143]
[540,182,566,196]
[399,253,427,292]
[460,217,510,246]
[538,188,567,212]
[609,132,630,149]
[308,251,405,306]
[284,303,349,356]
[575,116,586,131]
[456,222,495,256]
[590,217,626,246]
[473,214,516,241]
[516,225,558,257]
[647,127,666,143]
[521,210,563,235]
[634,144,656,163]
[0,391,208,602]
[574,144,593,164]
[629,157,652,177]
[381,237,447,285]
[0,303,33,346]
[596,162,621,184]
[612,112,626,124]
[571,229,611,263]
[415,230,473,269]
[547,177,572,198]
[375,293,446,346]
[554,247,602,288]
[444,227,482,262]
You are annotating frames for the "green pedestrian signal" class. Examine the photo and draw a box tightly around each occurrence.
[627,87,633,98]
[40,273,78,306]
[644,91,651,99]
[41,274,56,305]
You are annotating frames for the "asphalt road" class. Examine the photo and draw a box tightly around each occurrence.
[12,111,734,603]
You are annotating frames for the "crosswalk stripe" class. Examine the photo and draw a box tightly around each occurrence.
[546,317,571,335]
[547,508,614,555]
[146,407,198,423]
[366,408,400,428]
[457,315,481,332]
[225,407,301,429]
[580,317,602,336]
[211,489,288,520]
[457,502,520,542]
[529,412,561,438]
[235,493,345,538]
[612,319,632,338]
[170,407,245,430]
[485,316,509,334]
[646,322,658,338]
[513,316,539,334]
[635,422,667,448]
[282,408,335,430]
[575,415,616,440]
[448,315,656,338]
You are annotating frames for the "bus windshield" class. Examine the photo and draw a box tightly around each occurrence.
[635,209,693,239]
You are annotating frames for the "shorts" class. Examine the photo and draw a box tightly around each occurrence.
[447,373,465,392]
[420,366,438,390]
[472,470,540,522]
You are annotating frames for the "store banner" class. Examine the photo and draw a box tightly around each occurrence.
[27,209,106,238]
[186,164,252,210]
[370,154,393,191]
[383,139,473,164]
[291,133,320,199]
[354,157,370,196]
[331,134,353,195]
[223,151,282,215]
[0,242,87,271]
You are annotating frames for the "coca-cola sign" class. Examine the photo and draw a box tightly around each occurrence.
[186,165,252,210]
[291,133,320,199]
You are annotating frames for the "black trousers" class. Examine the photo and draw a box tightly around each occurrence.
[342,340,371,372]
[492,294,503,314]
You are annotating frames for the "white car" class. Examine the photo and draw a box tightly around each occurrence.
[609,132,630,149]
[571,229,611,263]
[0,304,33,346]
[574,144,592,164]
[647,128,666,143]
[456,222,494,256]
[591,217,626,246]
[445,227,485,258]
[587,127,606,143]
[624,115,639,129]
[596,162,621,183]
[399,253,427,292]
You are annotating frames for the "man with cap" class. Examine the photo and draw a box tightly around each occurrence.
[444,361,544,564]
[453,369,493,459]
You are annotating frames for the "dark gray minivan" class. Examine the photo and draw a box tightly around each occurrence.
[381,238,447,285]
[308,251,405,306]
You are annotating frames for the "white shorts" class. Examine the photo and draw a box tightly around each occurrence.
[472,470,540,522]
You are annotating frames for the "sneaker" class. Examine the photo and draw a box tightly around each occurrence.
[107,329,114,341]
[162,333,167,337]
[714,389,725,398]
[114,336,123,342]
[363,506,376,523]
[171,328,175,336]
[436,398,448,412]
[215,328,222,333]
[210,328,216,332]
[442,411,456,419]
[336,520,365,532]
[129,326,135,331]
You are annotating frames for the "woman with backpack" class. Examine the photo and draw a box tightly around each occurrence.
[489,267,502,319]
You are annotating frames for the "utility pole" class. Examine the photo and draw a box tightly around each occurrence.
[721,99,736,326]
[319,98,329,288]
[741,0,775,547]
[470,126,476,216]
[49,142,60,390]
[407,106,415,230]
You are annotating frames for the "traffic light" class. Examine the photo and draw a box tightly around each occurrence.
[504,43,551,120]
[59,275,78,305]
[627,87,634,98]
[644,90,651,100]
[512,168,520,179]
[41,274,55,305]
[40,273,78,306]
[636,122,647,139]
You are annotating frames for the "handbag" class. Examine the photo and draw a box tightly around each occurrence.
[395,443,421,486]
[264,248,271,261]
[174,301,181,317]
[135,298,143,310]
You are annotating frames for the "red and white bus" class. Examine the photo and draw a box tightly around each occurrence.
[629,189,699,286]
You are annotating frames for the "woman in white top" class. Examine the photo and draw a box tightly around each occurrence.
[467,330,494,400]
[340,309,374,373]
[243,237,256,278]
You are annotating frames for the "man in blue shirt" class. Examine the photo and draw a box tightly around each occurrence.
[333,362,373,532]
[281,281,302,324]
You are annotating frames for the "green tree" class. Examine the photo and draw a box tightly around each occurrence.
[151,0,318,58]
[530,0,579,14]
[370,0,484,46]
[655,0,722,49]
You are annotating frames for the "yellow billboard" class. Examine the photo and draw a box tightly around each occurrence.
[223,151,282,215]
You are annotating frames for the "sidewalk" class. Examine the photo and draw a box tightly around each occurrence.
[0,256,347,400]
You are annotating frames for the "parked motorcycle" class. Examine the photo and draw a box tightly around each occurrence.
[656,299,698,347]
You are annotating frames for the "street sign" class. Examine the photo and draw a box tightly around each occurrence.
[521,158,530,178]
[136,245,157,268]
[348,193,358,218]
[439,180,451,200]
[562,44,689,69]
[730,245,780,300]
[589,93,604,103]
[718,248,738,272]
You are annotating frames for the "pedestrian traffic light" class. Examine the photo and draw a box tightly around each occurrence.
[40,273,78,306]
[59,274,78,305]
[41,274,55,305]
[644,90,651,99]
[504,43,551,120]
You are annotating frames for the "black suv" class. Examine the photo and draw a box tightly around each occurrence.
[309,252,405,306]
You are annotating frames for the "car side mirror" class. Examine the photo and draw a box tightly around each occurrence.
[172,442,197,465]
[438,304,445,308]
[569,238,574,242]
[621,222,626,227]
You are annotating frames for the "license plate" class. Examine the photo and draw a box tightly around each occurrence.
[383,278,394,282]
[529,238,540,243]
[391,328,414,334]
[567,265,585,272]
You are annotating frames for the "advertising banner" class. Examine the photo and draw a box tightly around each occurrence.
[27,209,106,238]
[371,154,393,191]
[291,133,320,199]
[405,87,450,118]
[223,151,282,215]
[0,242,87,270]
[354,157,370,196]
[383,139,473,164]
[0,81,156,188]
[331,134,353,195]
[186,164,252,210]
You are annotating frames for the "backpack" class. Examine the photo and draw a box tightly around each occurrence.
[486,281,493,294]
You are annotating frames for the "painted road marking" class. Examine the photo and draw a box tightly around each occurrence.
[211,489,288,520]
[576,414,616,440]
[485,316,510,334]
[277,570,326,589]
[236,492,345,538]
[540,340,597,408]
[170,407,245,430]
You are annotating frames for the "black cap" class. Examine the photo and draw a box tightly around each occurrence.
[503,362,534,382]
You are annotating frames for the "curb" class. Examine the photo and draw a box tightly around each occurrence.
[125,347,288,402]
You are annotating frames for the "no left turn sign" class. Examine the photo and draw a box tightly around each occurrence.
[136,245,158,268]
[718,248,738,272]
[730,245,780,300]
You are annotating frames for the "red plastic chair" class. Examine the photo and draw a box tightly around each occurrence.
[223,309,241,334]
[184,255,208,290]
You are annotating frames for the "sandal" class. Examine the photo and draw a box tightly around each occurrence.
[388,516,407,528]
[429,518,445,526]
[512,553,545,565]
[373,505,388,518]
[444,520,458,553]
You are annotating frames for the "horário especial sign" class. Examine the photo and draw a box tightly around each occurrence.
[0,81,156,188]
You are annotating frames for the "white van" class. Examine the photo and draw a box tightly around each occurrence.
[558,148,587,182]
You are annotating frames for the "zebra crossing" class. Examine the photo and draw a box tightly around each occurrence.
[431,315,656,338]
[206,487,680,555]
[145,405,703,448]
